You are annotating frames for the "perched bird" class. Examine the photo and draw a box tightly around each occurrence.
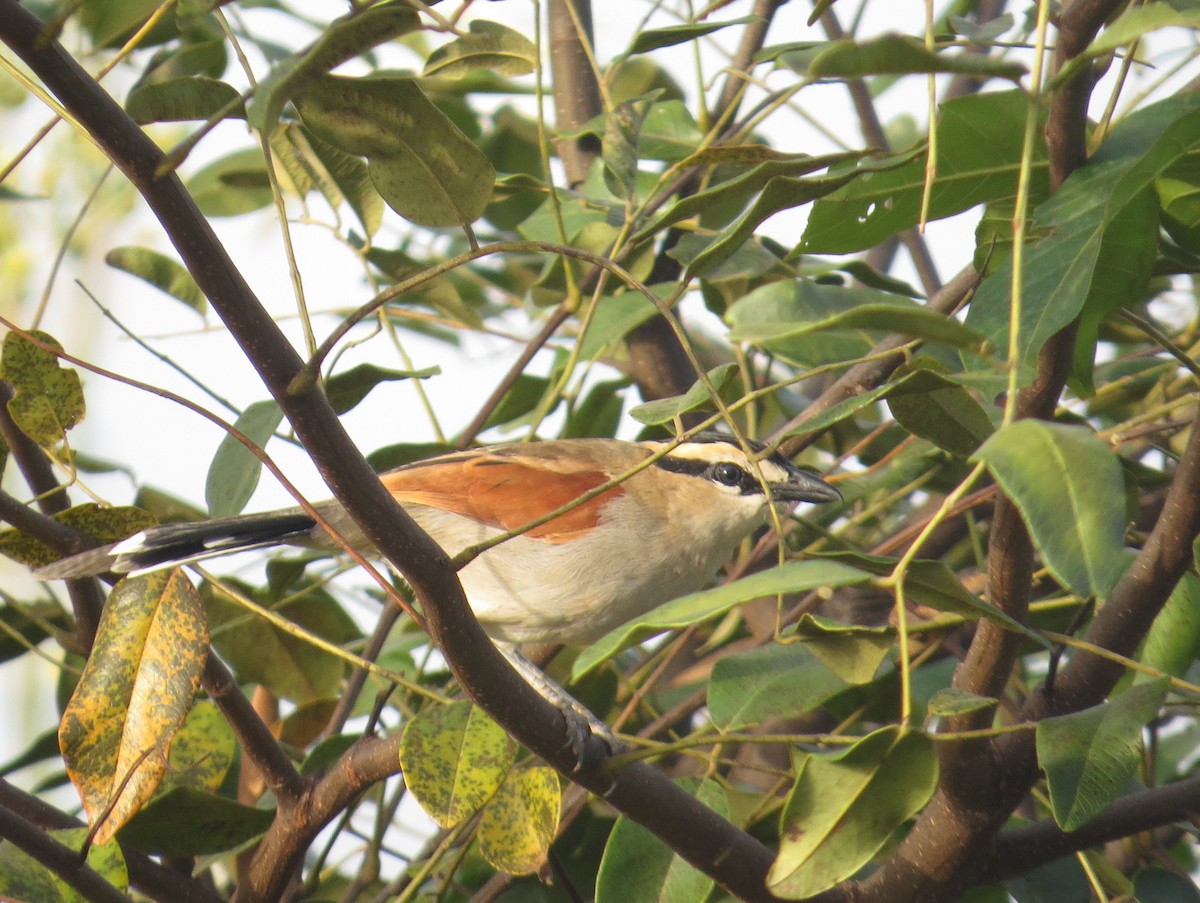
[36,433,840,645]
[37,433,839,739]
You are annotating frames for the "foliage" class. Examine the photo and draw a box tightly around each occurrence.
[0,1,1199,902]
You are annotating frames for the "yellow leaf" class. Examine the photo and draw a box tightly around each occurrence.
[59,570,209,843]
[479,766,560,875]
[399,700,517,828]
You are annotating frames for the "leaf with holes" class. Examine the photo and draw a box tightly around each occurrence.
[59,571,209,844]
[0,330,84,447]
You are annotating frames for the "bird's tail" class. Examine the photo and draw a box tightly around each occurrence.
[34,511,318,580]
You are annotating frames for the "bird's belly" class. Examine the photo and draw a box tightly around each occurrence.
[456,530,719,644]
[405,501,735,646]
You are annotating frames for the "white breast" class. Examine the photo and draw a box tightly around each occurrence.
[406,491,770,645]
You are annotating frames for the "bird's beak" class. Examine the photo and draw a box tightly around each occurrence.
[769,469,842,504]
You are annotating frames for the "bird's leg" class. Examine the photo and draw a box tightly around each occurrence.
[496,642,620,771]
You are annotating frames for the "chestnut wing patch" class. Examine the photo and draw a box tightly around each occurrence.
[380,456,623,543]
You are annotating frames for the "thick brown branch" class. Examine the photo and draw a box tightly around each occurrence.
[548,0,601,187]
[0,385,104,643]
[0,802,133,903]
[986,771,1200,882]
[0,7,793,902]
[849,3,1140,900]
[203,653,304,804]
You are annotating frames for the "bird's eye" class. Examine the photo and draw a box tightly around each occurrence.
[712,462,745,486]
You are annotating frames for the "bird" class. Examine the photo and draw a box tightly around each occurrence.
[36,433,839,643]
[36,433,839,739]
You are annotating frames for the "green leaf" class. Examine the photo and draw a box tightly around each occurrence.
[0,602,69,664]
[636,152,861,240]
[768,728,938,898]
[1138,572,1200,681]
[578,291,663,360]
[1056,4,1200,85]
[803,91,1046,254]
[1133,866,1200,903]
[296,75,496,228]
[573,560,869,679]
[105,246,206,314]
[927,688,998,717]
[602,100,647,201]
[424,21,537,79]
[0,503,155,569]
[118,787,274,857]
[478,767,560,875]
[0,331,85,450]
[79,0,162,47]
[972,421,1128,598]
[626,16,759,54]
[791,614,893,684]
[125,76,244,123]
[59,571,209,844]
[1159,150,1200,253]
[730,299,988,353]
[597,780,728,902]
[269,123,384,237]
[812,551,1053,649]
[781,382,897,434]
[643,99,705,160]
[205,399,284,518]
[206,580,361,704]
[966,94,1200,378]
[400,701,518,828]
[0,828,127,903]
[708,642,851,731]
[886,366,995,456]
[726,280,986,369]
[804,33,1025,81]
[628,363,739,425]
[163,700,236,795]
[686,171,858,276]
[324,363,439,415]
[1036,680,1167,831]
[186,147,273,217]
[246,2,420,136]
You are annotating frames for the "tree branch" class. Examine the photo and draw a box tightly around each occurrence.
[0,802,133,903]
[0,7,795,902]
[986,771,1200,882]
[0,779,224,903]
[847,3,1141,900]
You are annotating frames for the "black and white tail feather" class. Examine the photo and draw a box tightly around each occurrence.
[34,511,319,580]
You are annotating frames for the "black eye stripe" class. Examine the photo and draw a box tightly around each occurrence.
[655,456,765,495]
[654,455,710,478]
